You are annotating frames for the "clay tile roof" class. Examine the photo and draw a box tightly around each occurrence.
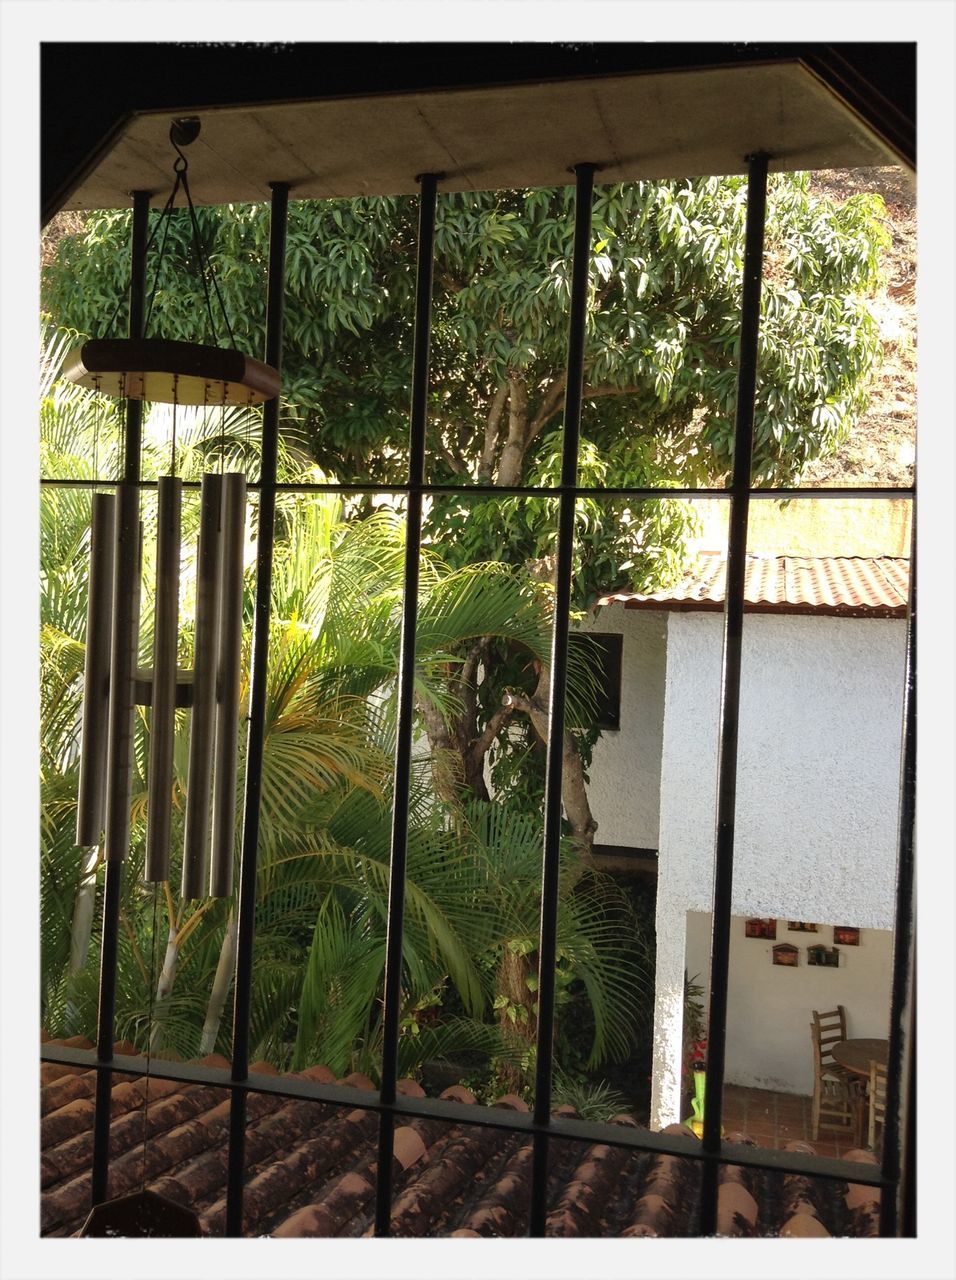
[40,1042,882,1239]
[597,553,909,617]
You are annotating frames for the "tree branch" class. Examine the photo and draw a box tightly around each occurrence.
[581,383,645,399]
[526,375,567,446]
[479,381,509,482]
[470,702,516,766]
[501,689,538,717]
[460,638,488,692]
[434,439,469,476]
[503,672,597,857]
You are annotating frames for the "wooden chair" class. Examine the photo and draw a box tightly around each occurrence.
[868,1059,888,1150]
[810,1006,863,1143]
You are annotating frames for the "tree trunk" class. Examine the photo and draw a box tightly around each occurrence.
[156,924,180,1001]
[199,909,237,1055]
[496,945,537,1092]
[496,375,530,487]
[150,923,180,1051]
[415,692,472,805]
[65,845,101,1032]
[502,666,597,859]
[69,845,100,973]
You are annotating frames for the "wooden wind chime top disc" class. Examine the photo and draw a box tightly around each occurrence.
[61,336,280,405]
[79,1188,203,1237]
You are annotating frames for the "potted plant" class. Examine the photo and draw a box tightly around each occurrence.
[681,972,706,1128]
[687,1035,708,1137]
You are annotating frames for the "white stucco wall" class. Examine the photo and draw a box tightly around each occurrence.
[577,607,667,850]
[650,611,907,1126]
[684,912,895,1095]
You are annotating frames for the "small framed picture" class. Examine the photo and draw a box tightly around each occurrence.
[745,918,776,939]
[772,943,799,966]
[833,925,860,946]
[808,944,840,967]
[787,921,817,932]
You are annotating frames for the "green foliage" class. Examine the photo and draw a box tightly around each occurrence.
[39,164,885,1092]
[552,1074,630,1123]
[38,373,650,1087]
[43,173,886,604]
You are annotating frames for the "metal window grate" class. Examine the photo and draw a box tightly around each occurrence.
[40,156,916,1238]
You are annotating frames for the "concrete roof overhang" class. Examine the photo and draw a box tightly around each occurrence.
[53,51,911,215]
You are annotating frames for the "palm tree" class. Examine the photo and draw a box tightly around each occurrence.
[39,326,649,1092]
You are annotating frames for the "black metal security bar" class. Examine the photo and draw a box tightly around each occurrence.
[44,164,917,1239]
[90,188,150,1207]
[697,152,769,1237]
[373,171,440,1238]
[529,161,596,1237]
[42,1041,890,1190]
[40,476,917,502]
[224,181,290,1238]
[880,512,916,1236]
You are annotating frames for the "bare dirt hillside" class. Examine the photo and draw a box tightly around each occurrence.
[801,166,916,489]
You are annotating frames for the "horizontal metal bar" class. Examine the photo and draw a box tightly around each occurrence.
[39,476,916,501]
[40,1044,891,1190]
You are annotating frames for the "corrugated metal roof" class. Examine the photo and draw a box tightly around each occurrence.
[597,553,909,617]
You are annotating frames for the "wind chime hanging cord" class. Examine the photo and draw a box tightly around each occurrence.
[100,129,239,354]
[172,139,237,351]
[170,375,179,477]
[99,172,184,342]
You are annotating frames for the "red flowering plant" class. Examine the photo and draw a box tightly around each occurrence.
[688,1036,707,1073]
[682,972,707,1093]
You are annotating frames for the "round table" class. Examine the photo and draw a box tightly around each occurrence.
[831,1038,889,1077]
[831,1039,888,1148]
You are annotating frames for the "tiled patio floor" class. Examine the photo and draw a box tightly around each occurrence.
[721,1084,871,1159]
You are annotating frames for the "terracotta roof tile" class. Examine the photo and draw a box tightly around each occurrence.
[40,1047,882,1238]
[597,553,909,617]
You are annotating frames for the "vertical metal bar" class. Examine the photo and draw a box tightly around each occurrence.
[900,952,916,1237]
[182,473,223,898]
[102,485,142,872]
[145,475,182,882]
[528,162,596,1238]
[374,171,439,1239]
[225,181,289,1238]
[209,473,246,898]
[76,492,116,845]
[879,512,916,1236]
[91,188,150,1207]
[697,152,769,1237]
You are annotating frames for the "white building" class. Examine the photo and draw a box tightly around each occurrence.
[581,505,910,1129]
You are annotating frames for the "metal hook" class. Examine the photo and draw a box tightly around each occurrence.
[170,116,201,148]
[169,116,200,174]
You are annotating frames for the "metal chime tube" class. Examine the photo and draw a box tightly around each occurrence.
[76,492,116,845]
[103,482,142,865]
[145,476,183,882]
[182,473,223,898]
[208,472,246,898]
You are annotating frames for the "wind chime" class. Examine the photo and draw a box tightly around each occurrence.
[65,119,278,904]
[62,119,280,1238]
